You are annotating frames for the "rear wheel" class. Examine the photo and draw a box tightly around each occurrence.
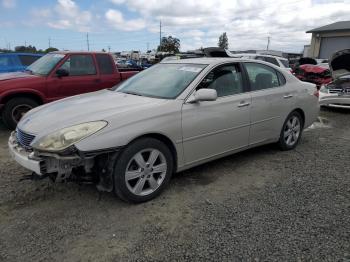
[278,111,303,151]
[113,138,174,203]
[2,97,38,130]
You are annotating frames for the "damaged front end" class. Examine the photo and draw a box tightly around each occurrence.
[319,49,350,107]
[8,130,121,192]
[293,57,332,88]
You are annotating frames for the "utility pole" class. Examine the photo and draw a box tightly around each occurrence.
[108,46,111,52]
[147,42,149,52]
[48,37,51,48]
[266,36,270,51]
[86,33,90,51]
[159,20,162,50]
[24,41,26,47]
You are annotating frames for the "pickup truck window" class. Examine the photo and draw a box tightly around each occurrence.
[27,54,65,76]
[115,63,206,99]
[59,54,96,76]
[96,54,114,74]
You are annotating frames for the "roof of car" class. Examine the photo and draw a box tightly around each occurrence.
[50,51,110,55]
[0,52,43,56]
[161,57,247,65]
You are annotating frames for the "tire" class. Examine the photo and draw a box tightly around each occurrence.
[278,111,303,151]
[2,97,38,130]
[113,138,174,203]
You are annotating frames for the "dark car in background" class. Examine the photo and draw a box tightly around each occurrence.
[0,53,43,73]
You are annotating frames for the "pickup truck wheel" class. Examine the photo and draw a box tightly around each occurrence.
[2,98,38,130]
[278,111,303,151]
[113,138,174,203]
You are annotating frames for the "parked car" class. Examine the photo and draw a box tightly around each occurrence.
[319,49,350,107]
[293,57,332,88]
[8,58,319,203]
[229,53,291,71]
[116,59,142,71]
[0,51,138,129]
[0,53,43,73]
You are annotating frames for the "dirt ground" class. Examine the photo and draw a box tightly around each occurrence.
[0,107,349,262]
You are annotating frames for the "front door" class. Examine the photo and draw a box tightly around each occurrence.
[47,54,100,100]
[182,63,251,166]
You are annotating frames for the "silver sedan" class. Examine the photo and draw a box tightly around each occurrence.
[9,58,319,203]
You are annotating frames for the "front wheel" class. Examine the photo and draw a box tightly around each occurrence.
[2,97,38,130]
[278,111,303,151]
[113,138,174,203]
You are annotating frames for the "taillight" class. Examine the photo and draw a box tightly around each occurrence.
[313,90,319,98]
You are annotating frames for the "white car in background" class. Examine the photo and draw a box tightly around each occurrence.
[229,53,291,72]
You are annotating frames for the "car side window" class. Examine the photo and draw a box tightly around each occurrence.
[244,63,280,91]
[197,64,244,97]
[264,57,280,67]
[58,54,96,76]
[96,54,114,74]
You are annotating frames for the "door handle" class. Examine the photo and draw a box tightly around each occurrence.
[283,94,293,99]
[237,101,250,107]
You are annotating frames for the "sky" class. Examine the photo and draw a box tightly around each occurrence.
[0,0,350,53]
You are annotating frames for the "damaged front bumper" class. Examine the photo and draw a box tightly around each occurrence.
[8,131,122,190]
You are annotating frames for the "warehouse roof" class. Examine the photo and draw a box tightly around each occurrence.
[306,21,350,33]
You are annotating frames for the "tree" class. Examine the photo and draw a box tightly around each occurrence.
[45,47,59,53]
[218,32,228,49]
[157,36,180,53]
[15,45,37,53]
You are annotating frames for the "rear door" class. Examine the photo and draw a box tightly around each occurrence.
[47,54,101,99]
[95,54,121,91]
[182,63,251,165]
[243,62,295,145]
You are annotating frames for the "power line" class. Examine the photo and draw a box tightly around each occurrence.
[86,33,90,51]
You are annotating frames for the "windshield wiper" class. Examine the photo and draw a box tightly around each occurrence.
[122,91,144,97]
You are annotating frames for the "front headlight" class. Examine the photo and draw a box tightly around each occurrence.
[32,121,107,152]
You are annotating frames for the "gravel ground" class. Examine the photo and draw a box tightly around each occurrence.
[0,107,349,262]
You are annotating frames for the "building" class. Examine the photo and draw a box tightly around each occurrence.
[306,21,350,59]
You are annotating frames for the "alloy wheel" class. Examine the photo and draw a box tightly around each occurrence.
[283,116,301,146]
[125,148,167,196]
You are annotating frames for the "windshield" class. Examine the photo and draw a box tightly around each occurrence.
[114,63,207,99]
[27,53,65,76]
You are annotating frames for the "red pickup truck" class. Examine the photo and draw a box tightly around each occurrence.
[0,51,138,129]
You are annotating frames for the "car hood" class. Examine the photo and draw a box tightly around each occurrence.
[18,90,169,135]
[0,71,37,82]
[329,49,350,80]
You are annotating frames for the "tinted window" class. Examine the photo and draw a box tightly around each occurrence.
[18,55,41,66]
[277,71,286,85]
[96,54,114,74]
[197,64,244,97]
[264,57,280,66]
[245,63,280,91]
[59,54,96,76]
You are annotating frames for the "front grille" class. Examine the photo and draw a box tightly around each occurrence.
[16,128,36,149]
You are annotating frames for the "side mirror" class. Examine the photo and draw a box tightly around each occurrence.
[55,68,69,77]
[187,88,217,103]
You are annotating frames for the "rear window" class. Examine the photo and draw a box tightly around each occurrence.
[96,54,114,74]
[18,55,41,66]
